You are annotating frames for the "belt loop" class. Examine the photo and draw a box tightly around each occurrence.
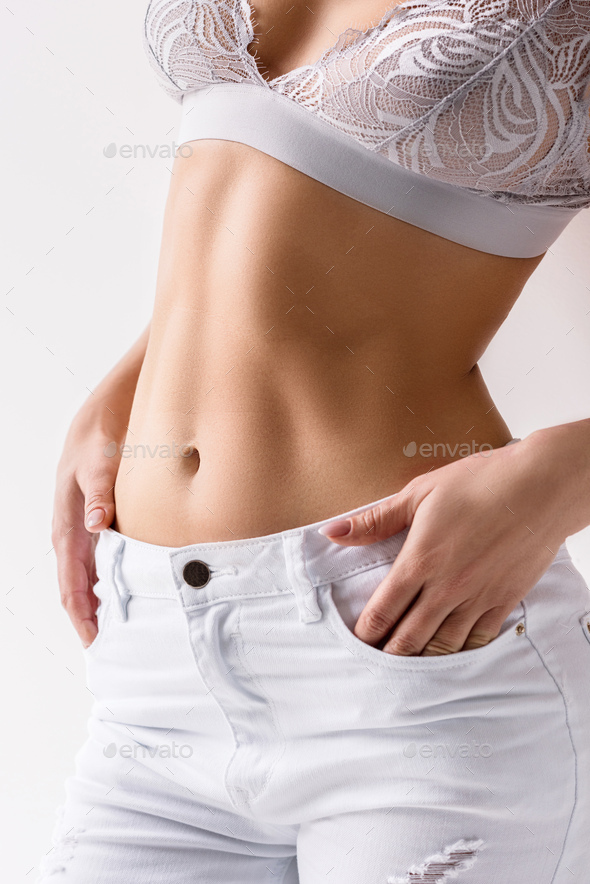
[109,536,130,622]
[281,532,322,624]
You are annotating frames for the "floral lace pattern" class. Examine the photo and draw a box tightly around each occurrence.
[143,0,590,206]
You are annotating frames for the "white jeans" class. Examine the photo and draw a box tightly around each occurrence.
[38,480,590,882]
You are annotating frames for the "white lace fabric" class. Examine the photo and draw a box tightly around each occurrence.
[143,0,590,208]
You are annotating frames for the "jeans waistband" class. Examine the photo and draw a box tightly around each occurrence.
[96,437,523,625]
[96,492,413,626]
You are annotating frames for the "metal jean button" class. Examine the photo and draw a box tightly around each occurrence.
[183,560,211,588]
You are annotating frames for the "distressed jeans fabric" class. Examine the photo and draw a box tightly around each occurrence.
[38,471,590,882]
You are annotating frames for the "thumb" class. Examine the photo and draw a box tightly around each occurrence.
[317,491,414,545]
[82,464,118,532]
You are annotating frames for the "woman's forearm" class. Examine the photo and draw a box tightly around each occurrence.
[73,321,151,441]
[523,418,590,539]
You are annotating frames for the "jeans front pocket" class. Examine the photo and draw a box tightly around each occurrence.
[320,561,525,674]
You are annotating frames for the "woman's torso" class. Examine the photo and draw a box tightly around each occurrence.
[113,0,544,546]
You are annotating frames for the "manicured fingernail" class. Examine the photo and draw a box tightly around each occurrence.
[318,519,351,537]
[85,509,105,528]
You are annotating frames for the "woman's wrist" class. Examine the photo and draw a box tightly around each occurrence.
[70,322,151,447]
[71,396,130,447]
[522,419,590,538]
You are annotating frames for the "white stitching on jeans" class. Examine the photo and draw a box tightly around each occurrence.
[226,604,287,807]
[323,584,519,671]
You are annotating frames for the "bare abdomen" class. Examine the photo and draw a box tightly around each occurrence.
[112,142,542,546]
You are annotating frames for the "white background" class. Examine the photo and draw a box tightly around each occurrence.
[1,1,590,880]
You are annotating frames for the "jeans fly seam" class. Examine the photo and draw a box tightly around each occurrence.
[229,603,286,807]
[521,596,578,884]
[191,605,247,815]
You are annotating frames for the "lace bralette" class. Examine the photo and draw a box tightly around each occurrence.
[143,0,590,257]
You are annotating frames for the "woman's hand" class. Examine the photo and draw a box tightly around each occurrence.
[51,323,149,648]
[51,414,122,648]
[319,425,590,656]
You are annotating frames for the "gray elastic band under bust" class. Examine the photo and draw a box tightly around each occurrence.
[176,84,580,259]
